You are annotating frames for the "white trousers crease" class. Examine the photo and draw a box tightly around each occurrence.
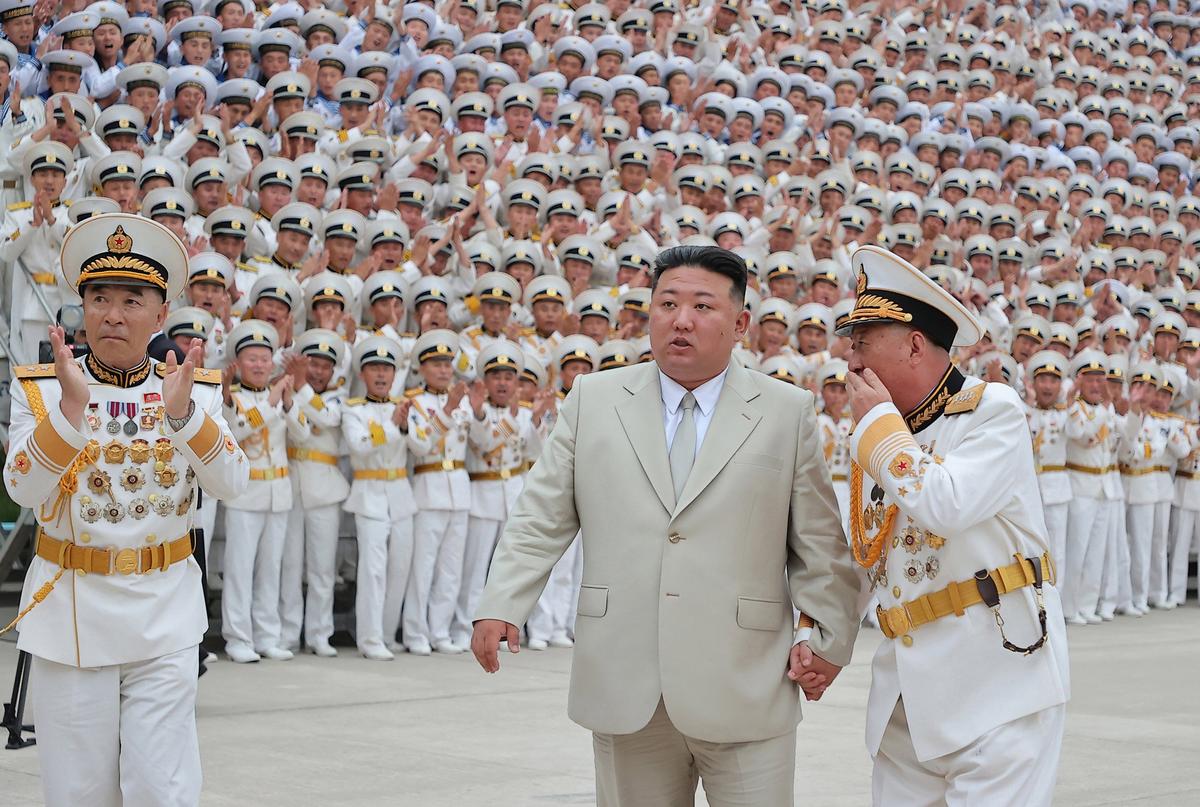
[31,646,201,807]
[354,513,415,649]
[402,509,468,647]
[221,508,288,653]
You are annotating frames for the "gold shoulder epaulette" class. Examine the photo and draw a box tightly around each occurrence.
[346,397,367,406]
[61,199,72,207]
[13,363,55,379]
[945,383,986,416]
[252,255,269,263]
[193,367,222,384]
[400,331,417,339]
[1054,402,1067,410]
[237,262,257,272]
[520,327,536,336]
[518,400,533,409]
[7,201,32,211]
[404,387,423,398]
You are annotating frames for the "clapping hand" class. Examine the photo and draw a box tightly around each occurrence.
[50,325,88,428]
[163,338,204,420]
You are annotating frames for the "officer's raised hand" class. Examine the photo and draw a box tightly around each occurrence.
[50,325,88,428]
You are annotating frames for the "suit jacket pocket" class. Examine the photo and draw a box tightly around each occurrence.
[733,452,783,471]
[577,584,609,618]
[736,596,785,631]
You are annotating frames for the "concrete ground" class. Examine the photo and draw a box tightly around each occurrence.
[1,606,1197,806]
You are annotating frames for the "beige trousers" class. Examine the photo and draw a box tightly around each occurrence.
[593,699,796,807]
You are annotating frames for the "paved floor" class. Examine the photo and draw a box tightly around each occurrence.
[1,606,1197,806]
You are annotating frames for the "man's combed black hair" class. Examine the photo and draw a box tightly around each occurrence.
[651,245,748,303]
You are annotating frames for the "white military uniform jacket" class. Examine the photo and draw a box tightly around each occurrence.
[817,408,853,484]
[5,357,248,668]
[1025,403,1071,506]
[406,388,472,511]
[850,372,1070,761]
[224,385,309,512]
[341,394,426,521]
[1120,410,1192,505]
[466,401,544,521]
[0,200,74,346]
[1174,420,1200,510]
[287,384,350,509]
[1065,397,1130,500]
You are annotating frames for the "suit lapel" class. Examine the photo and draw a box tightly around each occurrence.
[615,363,675,515]
[673,361,763,516]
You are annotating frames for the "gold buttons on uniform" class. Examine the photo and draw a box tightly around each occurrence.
[667,533,682,543]
[145,534,157,544]
[892,586,901,598]
[901,635,914,647]
[79,533,91,544]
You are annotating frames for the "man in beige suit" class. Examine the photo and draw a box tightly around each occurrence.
[471,245,862,805]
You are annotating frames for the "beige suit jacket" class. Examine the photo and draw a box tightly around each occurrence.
[475,359,861,743]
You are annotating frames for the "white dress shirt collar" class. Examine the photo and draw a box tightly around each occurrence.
[659,366,729,417]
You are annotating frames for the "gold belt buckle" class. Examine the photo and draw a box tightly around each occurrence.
[264,468,276,480]
[441,459,454,471]
[884,605,911,638]
[500,468,511,480]
[113,547,139,575]
[387,469,399,480]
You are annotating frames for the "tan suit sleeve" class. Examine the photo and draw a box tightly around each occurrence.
[473,378,582,627]
[786,397,861,667]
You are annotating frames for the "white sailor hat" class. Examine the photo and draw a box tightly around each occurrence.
[336,161,379,192]
[555,335,600,370]
[795,302,833,333]
[413,329,460,364]
[68,197,120,224]
[619,288,651,316]
[295,326,348,367]
[838,245,984,348]
[253,27,303,59]
[1026,350,1069,379]
[248,272,303,316]
[323,209,367,242]
[23,141,74,176]
[300,8,347,41]
[477,340,525,375]
[115,62,168,96]
[524,275,572,307]
[1128,361,1165,388]
[361,270,407,308]
[62,213,188,300]
[48,92,96,129]
[164,306,215,342]
[503,240,543,274]
[203,205,254,239]
[270,202,321,238]
[410,275,453,309]
[187,252,233,289]
[92,151,142,187]
[367,219,409,247]
[1070,349,1108,376]
[42,49,95,76]
[334,77,378,105]
[122,15,167,54]
[281,111,325,141]
[759,356,804,386]
[215,27,255,54]
[574,289,615,323]
[95,104,145,141]
[309,43,350,71]
[295,153,337,185]
[818,359,851,387]
[166,65,217,102]
[755,298,796,329]
[520,348,548,386]
[472,272,522,305]
[184,157,227,190]
[266,71,311,101]
[226,320,279,361]
[141,186,194,221]
[171,15,219,43]
[598,340,636,371]
[304,272,355,313]
[252,157,298,190]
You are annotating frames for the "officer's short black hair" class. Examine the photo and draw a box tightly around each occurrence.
[651,245,747,305]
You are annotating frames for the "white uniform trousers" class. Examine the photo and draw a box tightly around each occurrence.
[198,494,218,559]
[452,516,503,647]
[296,504,343,647]
[1149,500,1172,607]
[1065,496,1109,620]
[1126,502,1156,611]
[1168,507,1200,604]
[593,698,796,807]
[1098,499,1131,617]
[221,508,289,654]
[354,513,415,650]
[832,480,851,528]
[402,509,469,649]
[31,646,201,807]
[280,507,306,650]
[527,536,582,642]
[1043,502,1069,586]
[872,699,1065,807]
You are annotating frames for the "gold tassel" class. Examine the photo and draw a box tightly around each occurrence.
[0,568,64,636]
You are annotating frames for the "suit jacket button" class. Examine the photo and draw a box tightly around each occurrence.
[667,533,682,543]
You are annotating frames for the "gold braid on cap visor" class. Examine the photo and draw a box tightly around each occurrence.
[78,226,169,291]
[844,293,913,326]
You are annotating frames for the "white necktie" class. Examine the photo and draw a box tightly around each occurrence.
[670,392,697,502]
